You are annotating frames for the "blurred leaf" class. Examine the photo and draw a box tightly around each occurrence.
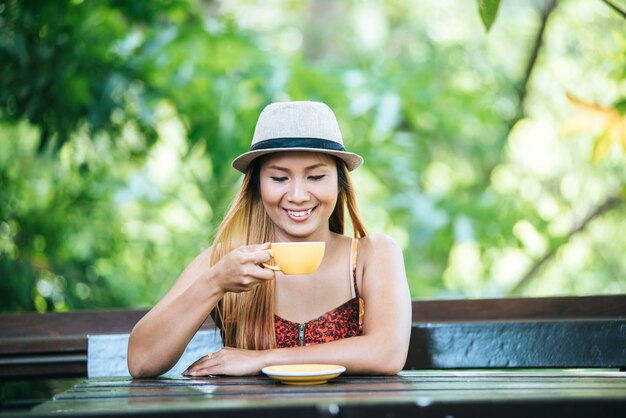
[1,0,625,311]
[591,130,614,164]
[564,94,626,163]
[478,0,501,31]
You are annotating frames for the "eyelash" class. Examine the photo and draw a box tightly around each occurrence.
[270,175,325,182]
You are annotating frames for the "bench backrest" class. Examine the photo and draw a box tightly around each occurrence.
[1,295,625,379]
[405,295,626,370]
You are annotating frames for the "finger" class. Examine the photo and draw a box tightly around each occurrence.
[189,366,220,377]
[240,242,270,252]
[186,353,222,376]
[185,360,215,376]
[251,249,273,265]
[183,359,206,375]
[186,363,219,377]
[237,245,272,265]
[184,350,222,375]
[252,265,276,281]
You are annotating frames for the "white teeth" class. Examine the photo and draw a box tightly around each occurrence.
[287,208,312,217]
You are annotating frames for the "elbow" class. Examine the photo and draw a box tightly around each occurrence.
[127,331,158,379]
[128,356,160,379]
[127,353,149,379]
[127,356,155,379]
[391,358,407,374]
[129,367,156,379]
[368,338,408,375]
[128,365,149,379]
[376,355,406,375]
[372,337,409,375]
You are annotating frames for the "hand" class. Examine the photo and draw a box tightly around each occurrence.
[183,347,266,377]
[210,243,275,293]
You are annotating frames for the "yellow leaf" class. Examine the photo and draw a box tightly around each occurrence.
[565,93,616,130]
[614,117,626,150]
[591,131,613,164]
[564,93,626,162]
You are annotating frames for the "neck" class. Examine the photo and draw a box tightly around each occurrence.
[273,228,335,244]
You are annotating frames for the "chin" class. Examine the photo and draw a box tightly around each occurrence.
[276,226,320,240]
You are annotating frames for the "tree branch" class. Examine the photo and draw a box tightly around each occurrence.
[481,0,557,185]
[510,191,624,294]
[515,0,557,109]
[601,0,626,20]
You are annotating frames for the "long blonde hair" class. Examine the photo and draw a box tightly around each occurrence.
[211,155,368,350]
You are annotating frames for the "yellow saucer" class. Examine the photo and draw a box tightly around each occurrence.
[262,364,346,385]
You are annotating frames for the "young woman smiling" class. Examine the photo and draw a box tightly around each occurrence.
[127,101,412,378]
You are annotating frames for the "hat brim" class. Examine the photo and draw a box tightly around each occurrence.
[232,148,363,173]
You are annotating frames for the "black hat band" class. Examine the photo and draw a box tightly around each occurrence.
[250,137,346,152]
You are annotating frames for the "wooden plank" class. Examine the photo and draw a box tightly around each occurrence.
[47,371,626,397]
[0,336,87,355]
[29,371,626,418]
[0,309,216,380]
[411,295,626,322]
[0,361,86,379]
[0,309,151,338]
[30,398,626,418]
[342,400,626,418]
[405,320,626,369]
[2,295,625,381]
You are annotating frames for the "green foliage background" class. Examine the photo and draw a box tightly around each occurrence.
[1,0,625,313]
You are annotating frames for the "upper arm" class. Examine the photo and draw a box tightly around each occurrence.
[156,247,214,307]
[359,234,412,346]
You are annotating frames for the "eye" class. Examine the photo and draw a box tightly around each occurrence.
[308,175,325,181]
[270,176,288,182]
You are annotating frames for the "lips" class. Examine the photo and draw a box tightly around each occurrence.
[284,206,316,221]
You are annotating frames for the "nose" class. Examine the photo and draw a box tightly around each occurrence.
[287,178,310,203]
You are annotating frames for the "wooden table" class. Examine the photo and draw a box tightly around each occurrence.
[2,296,625,416]
[17,370,626,418]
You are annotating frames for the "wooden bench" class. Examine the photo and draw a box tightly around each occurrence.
[406,295,626,370]
[1,295,625,381]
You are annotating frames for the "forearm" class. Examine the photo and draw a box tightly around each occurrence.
[265,331,410,375]
[127,278,224,378]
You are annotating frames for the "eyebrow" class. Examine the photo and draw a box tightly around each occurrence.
[266,163,329,172]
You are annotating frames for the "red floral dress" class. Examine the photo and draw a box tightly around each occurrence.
[274,238,364,347]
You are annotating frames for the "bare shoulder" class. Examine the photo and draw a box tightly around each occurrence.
[358,234,407,294]
[359,233,402,254]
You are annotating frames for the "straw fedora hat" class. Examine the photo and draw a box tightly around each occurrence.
[232,101,363,172]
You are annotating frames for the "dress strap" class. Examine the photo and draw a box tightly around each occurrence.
[349,238,359,298]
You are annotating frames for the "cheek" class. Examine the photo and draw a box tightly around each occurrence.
[259,181,268,200]
[259,181,281,206]
[318,182,339,205]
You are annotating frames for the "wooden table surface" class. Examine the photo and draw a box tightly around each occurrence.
[13,370,626,418]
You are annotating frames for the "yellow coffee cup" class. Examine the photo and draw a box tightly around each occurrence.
[262,242,325,275]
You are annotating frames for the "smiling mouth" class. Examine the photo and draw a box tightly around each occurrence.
[285,206,316,218]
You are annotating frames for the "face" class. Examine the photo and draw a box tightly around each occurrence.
[259,151,338,242]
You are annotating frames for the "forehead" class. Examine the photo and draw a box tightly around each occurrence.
[260,151,335,169]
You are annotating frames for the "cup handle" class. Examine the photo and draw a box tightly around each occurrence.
[261,249,280,271]
[262,263,280,271]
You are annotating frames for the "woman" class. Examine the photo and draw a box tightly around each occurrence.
[127,101,412,377]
